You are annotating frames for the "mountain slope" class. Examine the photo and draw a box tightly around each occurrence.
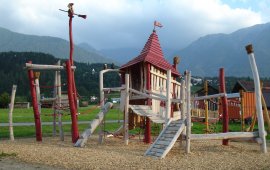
[0,27,114,64]
[175,22,270,77]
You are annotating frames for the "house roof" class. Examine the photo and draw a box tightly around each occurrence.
[232,80,270,93]
[120,30,180,76]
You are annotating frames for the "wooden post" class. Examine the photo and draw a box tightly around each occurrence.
[166,70,172,122]
[8,85,17,141]
[99,70,104,107]
[185,71,191,153]
[219,68,229,146]
[124,74,129,145]
[240,90,245,131]
[180,80,186,120]
[145,63,151,144]
[34,72,42,132]
[57,61,64,141]
[66,60,79,143]
[245,44,267,153]
[52,70,57,136]
[27,61,42,142]
[204,80,209,132]
[179,79,185,147]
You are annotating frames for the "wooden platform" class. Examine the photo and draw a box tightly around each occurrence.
[129,105,165,123]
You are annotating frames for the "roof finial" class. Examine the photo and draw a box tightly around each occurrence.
[153,20,163,32]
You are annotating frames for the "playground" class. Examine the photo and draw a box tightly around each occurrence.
[1,3,270,169]
[0,136,270,169]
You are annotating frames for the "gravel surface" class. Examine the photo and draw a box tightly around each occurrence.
[0,136,269,170]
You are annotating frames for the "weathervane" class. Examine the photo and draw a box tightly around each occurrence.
[153,20,163,31]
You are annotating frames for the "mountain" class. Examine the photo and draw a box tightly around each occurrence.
[100,48,176,65]
[0,27,114,64]
[175,22,270,77]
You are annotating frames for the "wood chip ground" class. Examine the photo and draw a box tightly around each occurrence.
[0,136,269,169]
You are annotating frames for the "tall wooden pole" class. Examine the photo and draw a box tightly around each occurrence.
[245,44,267,153]
[27,61,42,141]
[8,85,17,141]
[52,70,58,136]
[144,63,151,144]
[166,70,172,122]
[66,60,79,143]
[185,71,191,153]
[57,61,64,141]
[124,74,129,145]
[219,68,229,146]
[204,80,209,132]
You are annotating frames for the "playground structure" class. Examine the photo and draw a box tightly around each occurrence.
[21,4,267,158]
[25,3,86,143]
[74,28,267,158]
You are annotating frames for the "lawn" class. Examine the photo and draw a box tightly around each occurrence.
[0,106,269,140]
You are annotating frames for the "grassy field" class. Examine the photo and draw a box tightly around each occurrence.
[0,106,269,140]
[0,105,123,138]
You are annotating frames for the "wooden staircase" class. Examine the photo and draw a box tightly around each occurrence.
[144,119,185,159]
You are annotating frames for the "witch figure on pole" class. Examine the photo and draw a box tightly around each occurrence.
[59,3,87,143]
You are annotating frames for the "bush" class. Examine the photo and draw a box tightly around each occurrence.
[0,92,10,108]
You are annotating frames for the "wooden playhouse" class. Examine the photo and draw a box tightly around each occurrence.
[120,29,181,143]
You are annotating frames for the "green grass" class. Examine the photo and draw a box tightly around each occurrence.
[0,107,269,140]
[0,105,122,138]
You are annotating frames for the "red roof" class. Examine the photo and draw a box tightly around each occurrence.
[120,30,180,76]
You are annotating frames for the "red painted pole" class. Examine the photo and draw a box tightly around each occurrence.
[27,61,42,141]
[219,68,229,145]
[66,60,79,143]
[68,7,78,110]
[145,63,152,144]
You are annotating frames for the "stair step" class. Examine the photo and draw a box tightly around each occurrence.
[152,144,166,149]
[167,127,181,131]
[162,134,176,138]
[164,130,178,134]
[150,148,166,153]
[147,151,162,157]
[156,140,171,145]
[159,137,174,141]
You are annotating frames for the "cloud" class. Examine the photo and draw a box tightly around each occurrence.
[0,0,264,50]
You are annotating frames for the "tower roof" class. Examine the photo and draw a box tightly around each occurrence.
[120,30,180,76]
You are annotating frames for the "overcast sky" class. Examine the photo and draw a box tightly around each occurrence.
[0,0,270,50]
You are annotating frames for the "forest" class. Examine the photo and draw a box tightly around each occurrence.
[0,51,120,105]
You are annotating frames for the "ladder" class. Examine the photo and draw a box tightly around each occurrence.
[144,119,185,158]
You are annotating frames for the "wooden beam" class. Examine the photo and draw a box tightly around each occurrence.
[26,63,76,71]
[190,131,260,140]
[193,93,226,101]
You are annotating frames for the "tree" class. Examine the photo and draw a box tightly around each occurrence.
[0,92,10,108]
